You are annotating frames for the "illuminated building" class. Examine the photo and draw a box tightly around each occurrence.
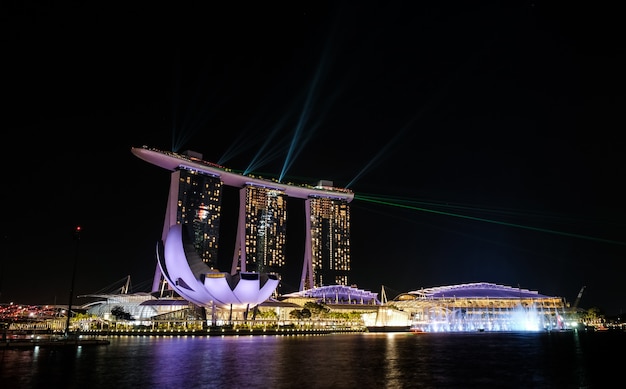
[232,185,288,275]
[391,282,571,332]
[173,167,222,267]
[301,195,351,290]
[131,146,355,302]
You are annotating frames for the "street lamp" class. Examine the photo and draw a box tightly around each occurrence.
[65,226,81,337]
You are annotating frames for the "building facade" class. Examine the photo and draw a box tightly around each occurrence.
[133,146,355,296]
[301,196,351,290]
[232,185,288,275]
[175,167,222,268]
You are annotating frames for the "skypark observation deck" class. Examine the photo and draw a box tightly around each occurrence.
[131,146,354,202]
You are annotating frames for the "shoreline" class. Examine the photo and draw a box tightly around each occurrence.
[1,327,364,348]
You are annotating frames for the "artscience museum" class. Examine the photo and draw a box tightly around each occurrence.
[157,224,279,309]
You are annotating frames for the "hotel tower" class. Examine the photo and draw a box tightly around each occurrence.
[132,146,354,295]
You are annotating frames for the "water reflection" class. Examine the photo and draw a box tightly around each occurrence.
[1,332,623,388]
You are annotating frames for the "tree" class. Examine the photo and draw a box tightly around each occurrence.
[110,306,132,321]
[256,309,277,319]
[303,301,330,316]
[583,307,603,324]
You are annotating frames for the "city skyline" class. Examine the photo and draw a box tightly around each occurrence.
[3,2,624,316]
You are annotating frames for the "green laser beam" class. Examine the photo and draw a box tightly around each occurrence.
[355,194,626,246]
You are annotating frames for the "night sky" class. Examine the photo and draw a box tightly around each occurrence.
[2,2,625,315]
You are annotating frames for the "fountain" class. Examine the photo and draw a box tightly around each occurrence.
[418,303,566,332]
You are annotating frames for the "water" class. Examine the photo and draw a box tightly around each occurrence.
[418,303,568,333]
[1,331,622,388]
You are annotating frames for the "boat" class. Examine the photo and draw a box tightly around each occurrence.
[365,286,411,332]
[0,337,110,349]
[366,325,411,333]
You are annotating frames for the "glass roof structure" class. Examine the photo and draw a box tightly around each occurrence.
[282,285,380,305]
[401,282,553,300]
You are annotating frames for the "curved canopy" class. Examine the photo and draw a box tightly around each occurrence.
[282,285,380,305]
[403,282,553,300]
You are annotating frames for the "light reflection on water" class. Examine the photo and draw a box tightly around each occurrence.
[0,331,623,388]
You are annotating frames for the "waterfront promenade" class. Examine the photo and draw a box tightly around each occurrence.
[1,326,364,349]
[79,327,361,336]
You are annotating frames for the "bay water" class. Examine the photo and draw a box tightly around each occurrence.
[1,330,622,388]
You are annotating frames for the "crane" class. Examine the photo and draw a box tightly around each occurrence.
[573,285,586,310]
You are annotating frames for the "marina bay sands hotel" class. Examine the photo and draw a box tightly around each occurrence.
[131,146,355,295]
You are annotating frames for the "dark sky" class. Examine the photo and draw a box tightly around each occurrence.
[2,2,625,315]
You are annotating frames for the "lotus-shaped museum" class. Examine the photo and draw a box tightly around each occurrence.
[157,224,279,308]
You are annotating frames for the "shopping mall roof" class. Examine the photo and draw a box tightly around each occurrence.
[400,282,554,300]
[282,285,380,304]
